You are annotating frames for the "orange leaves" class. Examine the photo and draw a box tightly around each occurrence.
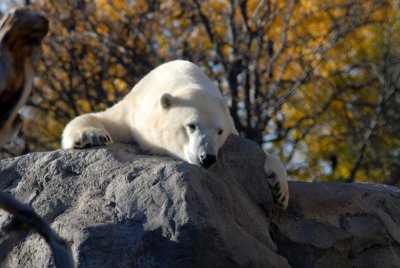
[7,0,397,184]
[94,0,121,19]
[75,99,92,113]
[96,22,109,36]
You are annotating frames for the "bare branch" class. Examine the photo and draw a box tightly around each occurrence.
[191,0,227,68]
[347,3,400,182]
[0,192,74,267]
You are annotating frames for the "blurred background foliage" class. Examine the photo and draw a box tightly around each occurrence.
[1,0,399,185]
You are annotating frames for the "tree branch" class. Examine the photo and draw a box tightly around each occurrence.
[0,7,48,146]
[0,192,74,267]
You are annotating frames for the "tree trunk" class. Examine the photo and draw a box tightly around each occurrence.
[0,7,48,146]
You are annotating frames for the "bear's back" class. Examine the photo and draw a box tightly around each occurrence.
[130,60,224,101]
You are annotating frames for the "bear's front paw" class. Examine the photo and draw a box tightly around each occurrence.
[67,128,113,149]
[266,172,289,209]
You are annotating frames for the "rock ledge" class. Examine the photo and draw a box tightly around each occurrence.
[0,135,399,267]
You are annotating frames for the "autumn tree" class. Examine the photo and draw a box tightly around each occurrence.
[1,0,399,185]
[23,0,162,151]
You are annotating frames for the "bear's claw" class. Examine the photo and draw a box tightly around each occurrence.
[268,180,289,209]
[266,171,289,209]
[267,176,289,209]
[72,128,113,149]
[264,154,289,209]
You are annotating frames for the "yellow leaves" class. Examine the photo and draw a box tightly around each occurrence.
[102,77,128,99]
[112,79,128,93]
[22,0,398,184]
[95,0,143,19]
[95,0,119,19]
[208,0,227,12]
[96,22,109,36]
[102,80,113,93]
[76,99,92,113]
[188,27,213,51]
[108,64,125,77]
[335,164,351,180]
[300,0,319,13]
[318,61,334,78]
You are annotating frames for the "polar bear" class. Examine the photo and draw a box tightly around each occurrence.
[62,60,289,208]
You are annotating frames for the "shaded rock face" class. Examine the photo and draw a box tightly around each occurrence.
[0,135,289,267]
[0,135,399,267]
[271,182,400,268]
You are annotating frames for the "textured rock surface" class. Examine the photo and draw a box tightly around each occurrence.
[0,135,289,267]
[0,135,399,267]
[271,181,400,268]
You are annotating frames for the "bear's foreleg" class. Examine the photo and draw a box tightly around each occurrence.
[264,153,289,209]
[61,114,113,149]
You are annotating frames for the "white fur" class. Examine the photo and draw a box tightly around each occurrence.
[62,60,289,208]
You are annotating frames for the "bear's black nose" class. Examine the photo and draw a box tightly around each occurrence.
[200,154,216,169]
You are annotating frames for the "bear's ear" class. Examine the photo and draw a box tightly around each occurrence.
[160,93,174,109]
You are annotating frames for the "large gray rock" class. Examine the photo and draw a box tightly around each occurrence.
[0,135,399,267]
[0,135,289,267]
[271,181,400,268]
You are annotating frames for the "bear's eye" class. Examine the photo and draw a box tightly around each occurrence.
[218,129,223,135]
[187,123,196,131]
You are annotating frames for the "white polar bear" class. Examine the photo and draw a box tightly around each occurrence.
[62,60,289,208]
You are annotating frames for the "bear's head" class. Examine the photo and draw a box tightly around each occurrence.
[158,89,236,168]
